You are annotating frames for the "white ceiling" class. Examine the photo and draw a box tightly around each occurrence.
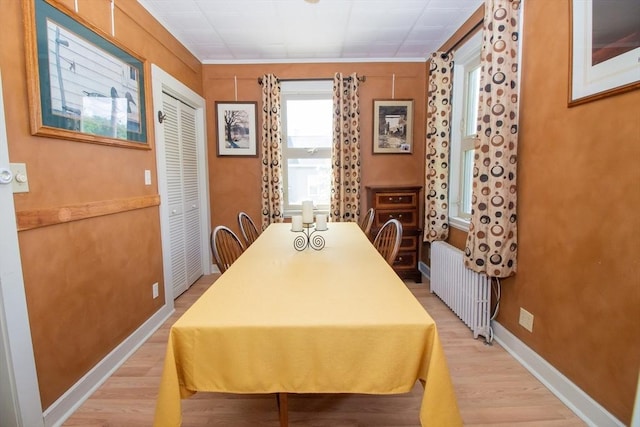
[136,0,484,63]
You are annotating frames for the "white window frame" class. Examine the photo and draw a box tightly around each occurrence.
[449,30,482,231]
[280,80,333,217]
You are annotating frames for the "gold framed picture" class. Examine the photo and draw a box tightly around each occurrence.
[372,99,414,154]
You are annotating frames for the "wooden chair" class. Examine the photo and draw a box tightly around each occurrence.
[238,211,260,247]
[372,219,403,266]
[359,208,375,238]
[210,226,245,274]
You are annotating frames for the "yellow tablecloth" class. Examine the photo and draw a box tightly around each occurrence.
[154,223,461,426]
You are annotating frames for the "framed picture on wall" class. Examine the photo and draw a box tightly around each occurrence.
[23,0,148,148]
[372,99,414,154]
[215,101,258,157]
[569,0,640,106]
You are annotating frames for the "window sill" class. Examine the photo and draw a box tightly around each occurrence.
[449,216,470,232]
[284,209,329,219]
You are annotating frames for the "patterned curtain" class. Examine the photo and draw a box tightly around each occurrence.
[259,74,284,229]
[330,72,361,223]
[424,52,453,243]
[465,0,521,277]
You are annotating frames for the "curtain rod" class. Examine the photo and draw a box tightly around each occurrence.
[257,75,366,85]
[441,20,483,58]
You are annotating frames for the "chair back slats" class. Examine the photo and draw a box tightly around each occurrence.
[211,226,245,273]
[372,219,403,266]
[359,208,375,238]
[238,212,260,247]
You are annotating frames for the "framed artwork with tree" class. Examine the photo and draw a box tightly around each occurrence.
[215,101,258,156]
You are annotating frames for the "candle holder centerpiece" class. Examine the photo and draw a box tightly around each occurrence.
[291,200,328,251]
[293,222,325,251]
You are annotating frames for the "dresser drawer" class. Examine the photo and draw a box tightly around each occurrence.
[400,234,418,251]
[375,209,418,229]
[393,251,417,269]
[373,192,418,209]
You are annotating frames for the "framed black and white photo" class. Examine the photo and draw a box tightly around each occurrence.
[215,101,258,157]
[569,0,640,106]
[372,99,414,154]
[24,0,148,148]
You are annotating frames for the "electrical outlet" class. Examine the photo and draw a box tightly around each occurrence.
[152,282,159,299]
[519,307,534,332]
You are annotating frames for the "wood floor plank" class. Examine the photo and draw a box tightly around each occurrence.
[63,275,585,426]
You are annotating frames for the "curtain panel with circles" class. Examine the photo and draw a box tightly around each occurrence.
[464,0,521,277]
[330,72,361,223]
[424,52,454,243]
[259,74,284,229]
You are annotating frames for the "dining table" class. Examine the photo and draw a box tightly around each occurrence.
[153,222,462,426]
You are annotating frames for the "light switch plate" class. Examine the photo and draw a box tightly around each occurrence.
[10,163,29,193]
[145,169,152,185]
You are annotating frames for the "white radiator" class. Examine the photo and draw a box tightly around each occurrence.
[430,241,492,342]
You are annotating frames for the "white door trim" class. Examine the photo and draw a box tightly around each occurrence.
[151,64,210,303]
[0,69,44,426]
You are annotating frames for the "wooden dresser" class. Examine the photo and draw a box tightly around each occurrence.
[366,186,422,282]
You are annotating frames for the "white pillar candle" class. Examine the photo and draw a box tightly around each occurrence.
[315,214,327,231]
[291,215,303,232]
[301,200,314,224]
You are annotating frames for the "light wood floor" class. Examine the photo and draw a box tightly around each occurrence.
[64,275,585,426]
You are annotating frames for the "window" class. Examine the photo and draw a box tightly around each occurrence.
[281,80,333,215]
[449,31,482,229]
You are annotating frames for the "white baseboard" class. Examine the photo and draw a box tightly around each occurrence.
[492,321,624,427]
[42,304,174,427]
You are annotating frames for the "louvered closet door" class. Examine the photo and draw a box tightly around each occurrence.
[180,102,202,287]
[162,92,203,297]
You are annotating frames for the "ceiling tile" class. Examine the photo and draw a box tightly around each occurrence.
[137,0,484,62]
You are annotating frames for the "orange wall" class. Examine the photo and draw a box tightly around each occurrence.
[1,0,202,408]
[203,62,427,237]
[434,1,639,423]
[503,1,639,422]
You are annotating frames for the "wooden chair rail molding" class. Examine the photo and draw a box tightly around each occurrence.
[16,194,160,231]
